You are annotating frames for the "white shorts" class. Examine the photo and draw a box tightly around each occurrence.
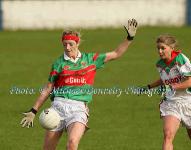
[50,97,89,132]
[159,99,191,129]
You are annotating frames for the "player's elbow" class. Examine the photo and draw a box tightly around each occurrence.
[105,51,120,62]
[114,52,122,60]
[111,53,121,61]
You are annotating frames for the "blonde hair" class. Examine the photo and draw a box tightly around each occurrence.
[62,30,81,38]
[61,30,81,44]
[156,34,178,49]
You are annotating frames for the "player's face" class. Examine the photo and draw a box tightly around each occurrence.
[157,43,173,61]
[63,40,79,58]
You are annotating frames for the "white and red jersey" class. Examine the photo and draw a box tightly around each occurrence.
[156,50,191,101]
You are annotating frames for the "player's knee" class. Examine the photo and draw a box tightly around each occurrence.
[163,130,174,142]
[67,138,79,150]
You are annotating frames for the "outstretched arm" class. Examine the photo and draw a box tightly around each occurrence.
[32,82,54,111]
[104,40,132,63]
[148,78,163,89]
[104,19,138,63]
[20,82,54,128]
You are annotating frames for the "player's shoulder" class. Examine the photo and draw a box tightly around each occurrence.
[81,52,106,63]
[52,55,64,65]
[81,52,94,57]
[81,52,96,60]
[175,52,190,66]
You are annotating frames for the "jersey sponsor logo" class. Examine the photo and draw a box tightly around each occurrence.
[164,75,182,85]
[65,77,87,84]
[54,65,96,87]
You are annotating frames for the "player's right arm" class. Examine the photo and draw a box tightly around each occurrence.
[138,79,163,95]
[20,82,54,128]
[32,82,54,111]
[148,78,163,89]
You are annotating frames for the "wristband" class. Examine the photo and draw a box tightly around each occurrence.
[30,108,37,115]
[127,35,134,41]
[147,84,151,89]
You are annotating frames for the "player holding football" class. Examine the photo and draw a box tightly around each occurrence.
[20,19,138,150]
[145,35,191,150]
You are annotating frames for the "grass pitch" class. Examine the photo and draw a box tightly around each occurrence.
[0,26,191,150]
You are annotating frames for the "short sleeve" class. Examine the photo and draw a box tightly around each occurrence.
[48,62,62,82]
[91,53,106,69]
[178,54,191,77]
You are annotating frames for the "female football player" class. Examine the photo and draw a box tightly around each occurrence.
[146,34,191,150]
[20,19,138,150]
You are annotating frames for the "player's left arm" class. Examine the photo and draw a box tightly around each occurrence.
[148,78,163,89]
[104,19,138,63]
[172,55,191,90]
[104,40,132,63]
[20,82,54,128]
[171,76,191,90]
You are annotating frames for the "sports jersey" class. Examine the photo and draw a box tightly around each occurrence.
[48,51,106,103]
[156,50,191,101]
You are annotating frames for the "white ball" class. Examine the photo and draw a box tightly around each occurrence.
[39,108,60,130]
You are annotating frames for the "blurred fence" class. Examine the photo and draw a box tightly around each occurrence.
[0,0,190,30]
[187,0,191,25]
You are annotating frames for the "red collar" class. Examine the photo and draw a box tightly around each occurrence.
[165,50,181,65]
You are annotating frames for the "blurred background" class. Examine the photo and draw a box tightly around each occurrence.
[0,0,191,30]
[1,0,191,150]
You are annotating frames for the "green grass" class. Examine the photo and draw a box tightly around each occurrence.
[1,26,191,150]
